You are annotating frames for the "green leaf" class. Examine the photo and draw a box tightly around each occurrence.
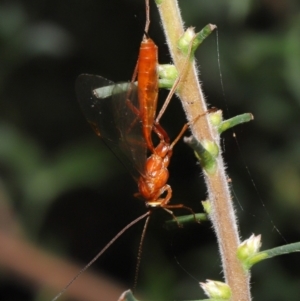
[164,213,208,230]
[218,113,253,134]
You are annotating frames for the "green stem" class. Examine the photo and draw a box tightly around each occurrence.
[155,1,251,300]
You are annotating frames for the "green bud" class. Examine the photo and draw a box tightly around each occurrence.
[237,234,263,270]
[158,79,175,89]
[178,24,217,57]
[158,64,178,81]
[202,139,219,158]
[177,27,196,56]
[202,200,212,215]
[200,280,232,300]
[209,110,223,127]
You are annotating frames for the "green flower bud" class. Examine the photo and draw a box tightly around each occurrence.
[158,64,178,81]
[237,234,264,270]
[202,140,219,158]
[202,200,212,215]
[200,280,232,300]
[209,110,223,127]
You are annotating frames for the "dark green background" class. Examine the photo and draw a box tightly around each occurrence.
[1,0,300,300]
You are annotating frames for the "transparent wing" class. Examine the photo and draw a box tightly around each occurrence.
[75,74,147,180]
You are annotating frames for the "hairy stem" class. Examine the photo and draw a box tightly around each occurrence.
[155,1,251,300]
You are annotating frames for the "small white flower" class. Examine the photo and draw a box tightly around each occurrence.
[237,234,262,261]
[200,280,231,300]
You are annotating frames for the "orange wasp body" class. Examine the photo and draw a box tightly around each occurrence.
[77,34,193,215]
[76,0,198,214]
[137,37,158,153]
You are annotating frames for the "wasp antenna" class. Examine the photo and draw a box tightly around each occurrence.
[133,213,151,291]
[51,212,150,301]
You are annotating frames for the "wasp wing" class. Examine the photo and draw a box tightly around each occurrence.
[76,74,147,180]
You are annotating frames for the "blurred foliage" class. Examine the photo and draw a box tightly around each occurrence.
[0,0,300,301]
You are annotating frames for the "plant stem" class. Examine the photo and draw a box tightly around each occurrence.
[155,1,251,300]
